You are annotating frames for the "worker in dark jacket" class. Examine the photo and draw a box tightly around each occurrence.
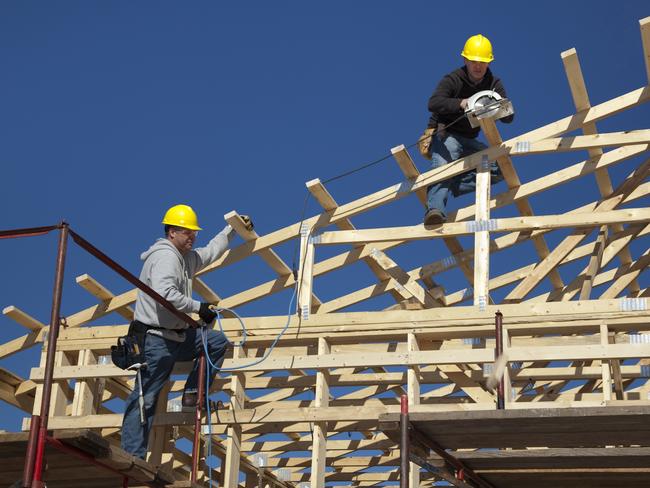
[420,34,514,226]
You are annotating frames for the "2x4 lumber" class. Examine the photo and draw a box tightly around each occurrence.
[369,249,441,307]
[641,17,650,84]
[315,208,650,245]
[599,248,650,299]
[579,227,608,300]
[297,225,315,317]
[2,306,45,331]
[75,274,134,320]
[196,85,650,281]
[407,333,421,488]
[453,144,647,222]
[311,338,330,488]
[562,47,638,294]
[193,277,222,304]
[475,122,493,306]
[224,211,293,277]
[320,172,650,314]
[306,178,402,304]
[31,348,495,381]
[60,137,649,333]
[226,210,322,305]
[223,347,246,488]
[391,145,476,289]
[479,118,564,290]
[504,159,650,302]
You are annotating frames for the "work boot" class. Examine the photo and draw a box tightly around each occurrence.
[182,390,198,408]
[424,208,446,226]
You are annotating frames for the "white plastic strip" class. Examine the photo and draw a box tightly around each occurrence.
[641,365,650,377]
[483,363,493,376]
[300,222,310,237]
[620,297,648,312]
[478,295,487,312]
[629,333,650,344]
[441,255,457,269]
[481,154,490,171]
[466,219,498,232]
[309,233,321,245]
[513,141,531,153]
[463,337,482,346]
[301,305,310,321]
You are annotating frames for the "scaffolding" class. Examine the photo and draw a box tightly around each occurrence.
[1,15,650,488]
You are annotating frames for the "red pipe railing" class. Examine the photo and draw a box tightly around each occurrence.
[0,223,207,487]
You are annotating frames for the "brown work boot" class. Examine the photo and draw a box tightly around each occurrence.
[182,391,198,408]
[424,208,446,226]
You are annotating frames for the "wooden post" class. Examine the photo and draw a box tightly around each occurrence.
[297,223,316,320]
[224,346,247,488]
[310,337,330,488]
[406,333,420,488]
[640,17,650,84]
[600,323,613,402]
[475,122,493,310]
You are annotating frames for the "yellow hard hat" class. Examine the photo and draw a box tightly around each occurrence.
[162,204,202,230]
[461,34,494,63]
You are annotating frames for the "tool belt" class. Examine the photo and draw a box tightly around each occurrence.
[110,321,148,370]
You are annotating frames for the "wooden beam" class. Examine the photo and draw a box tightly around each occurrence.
[75,274,134,320]
[306,177,402,305]
[369,249,442,308]
[579,226,608,300]
[641,17,650,84]
[391,144,477,291]
[479,117,564,290]
[316,208,650,245]
[311,338,330,488]
[2,306,45,331]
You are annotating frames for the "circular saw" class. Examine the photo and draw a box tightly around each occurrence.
[465,90,514,128]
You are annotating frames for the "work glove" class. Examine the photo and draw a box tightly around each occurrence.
[198,302,217,325]
[241,214,254,232]
[417,127,435,160]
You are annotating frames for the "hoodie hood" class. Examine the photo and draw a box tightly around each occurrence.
[141,238,184,263]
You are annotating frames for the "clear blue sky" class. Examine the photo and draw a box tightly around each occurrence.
[1,2,649,431]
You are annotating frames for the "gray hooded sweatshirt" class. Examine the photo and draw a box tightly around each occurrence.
[133,225,233,330]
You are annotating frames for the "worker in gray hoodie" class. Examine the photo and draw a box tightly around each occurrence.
[120,204,253,459]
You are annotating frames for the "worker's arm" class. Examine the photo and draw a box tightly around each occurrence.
[148,251,201,314]
[493,79,515,124]
[191,225,235,272]
[428,75,464,115]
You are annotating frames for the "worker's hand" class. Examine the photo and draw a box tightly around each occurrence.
[240,215,254,232]
[460,98,469,111]
[198,302,217,325]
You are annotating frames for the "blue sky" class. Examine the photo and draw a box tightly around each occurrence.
[1,2,649,432]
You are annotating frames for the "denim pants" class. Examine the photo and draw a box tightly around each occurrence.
[426,132,503,219]
[120,328,229,459]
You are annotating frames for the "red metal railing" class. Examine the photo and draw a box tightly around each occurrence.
[1,223,207,487]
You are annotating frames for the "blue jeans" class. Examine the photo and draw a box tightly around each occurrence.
[120,328,229,459]
[426,133,503,219]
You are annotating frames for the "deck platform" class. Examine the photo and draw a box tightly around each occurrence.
[379,406,650,488]
[0,429,200,488]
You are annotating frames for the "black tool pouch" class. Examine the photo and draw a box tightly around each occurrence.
[111,321,147,370]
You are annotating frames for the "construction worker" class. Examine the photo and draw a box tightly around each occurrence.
[419,34,514,226]
[120,204,253,459]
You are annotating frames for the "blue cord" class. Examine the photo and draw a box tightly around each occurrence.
[214,306,247,348]
[202,282,297,372]
[199,282,298,486]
